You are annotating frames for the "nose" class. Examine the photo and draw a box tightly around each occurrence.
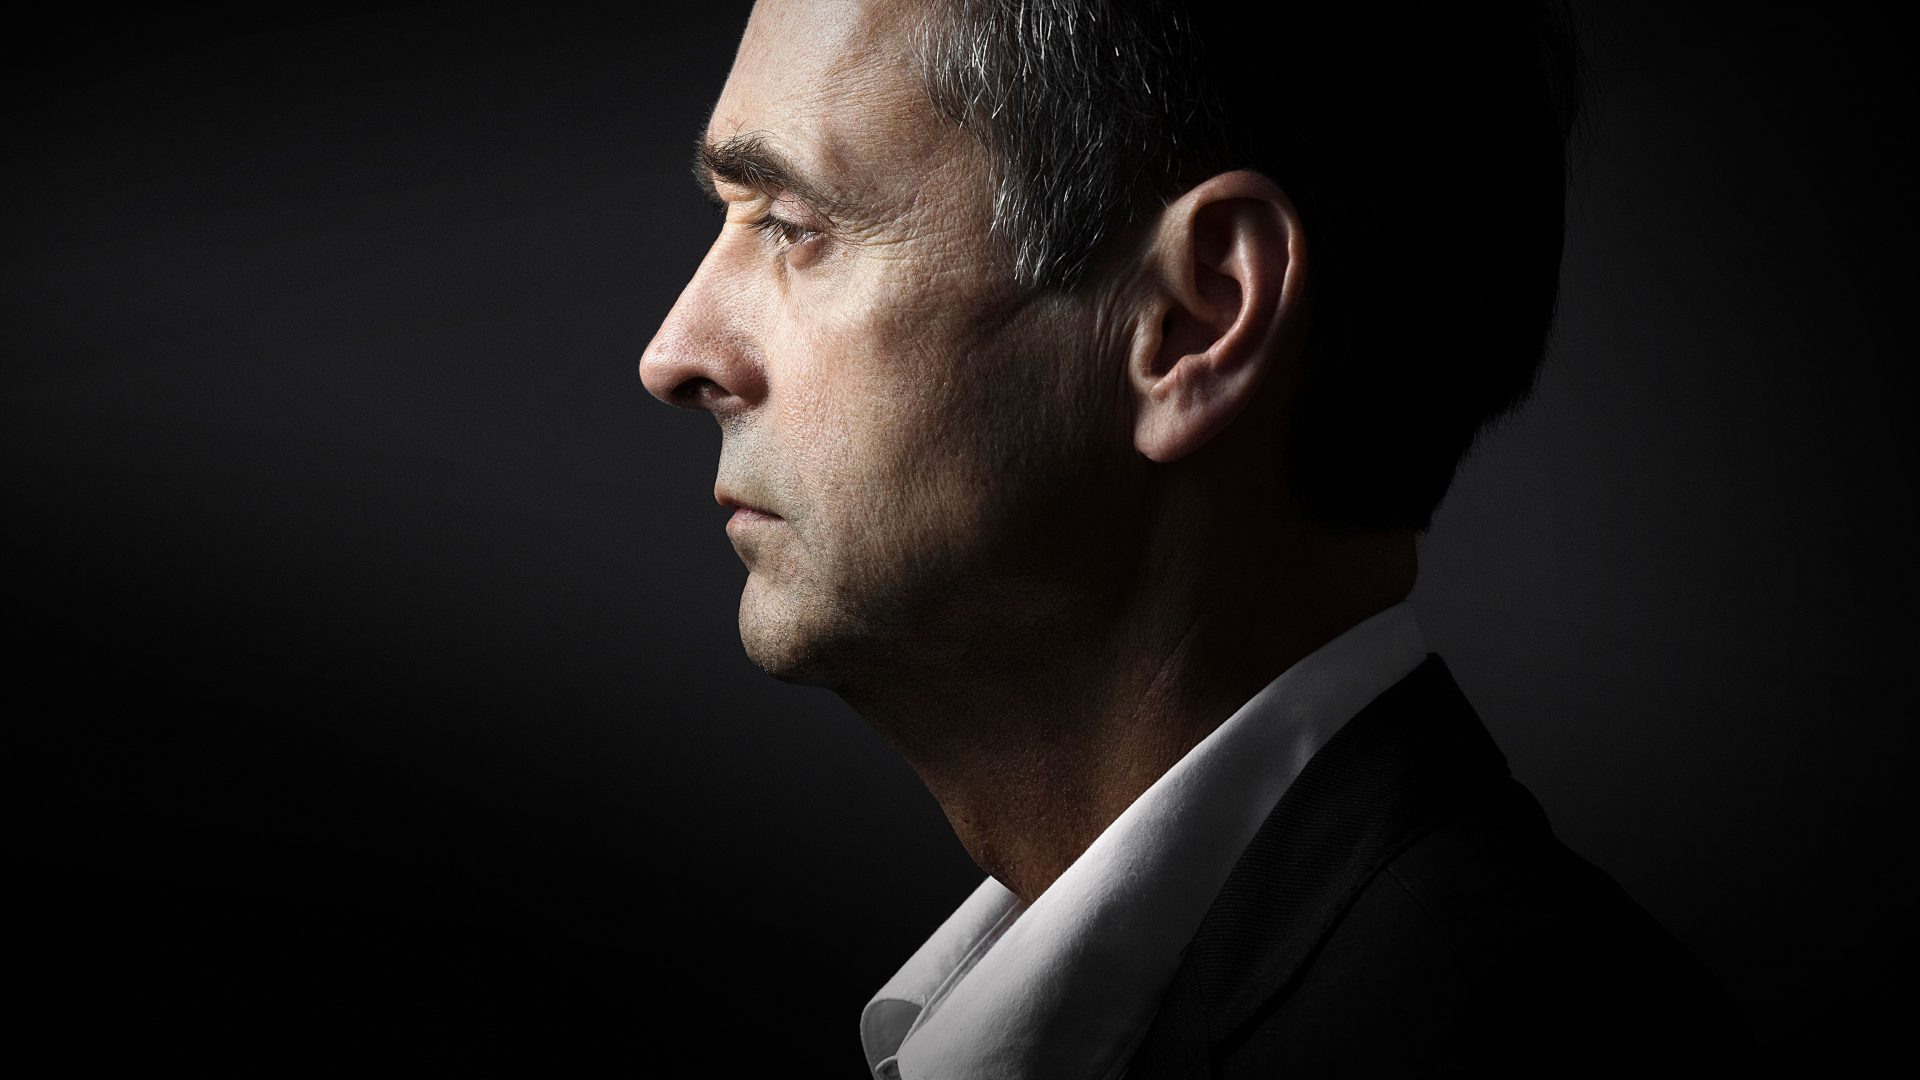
[639,247,766,415]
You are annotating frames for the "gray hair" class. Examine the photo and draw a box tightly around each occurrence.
[907,0,1589,532]
[910,0,1229,290]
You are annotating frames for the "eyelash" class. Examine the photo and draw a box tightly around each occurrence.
[747,213,820,253]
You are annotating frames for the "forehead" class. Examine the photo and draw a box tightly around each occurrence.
[720,0,915,116]
[708,0,960,204]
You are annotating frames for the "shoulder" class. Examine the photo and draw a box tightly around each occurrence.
[1221,778,1760,1076]
[1129,658,1763,1079]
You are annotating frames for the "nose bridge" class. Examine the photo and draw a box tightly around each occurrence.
[640,239,763,411]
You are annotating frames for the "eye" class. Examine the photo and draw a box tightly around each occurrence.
[747,212,822,262]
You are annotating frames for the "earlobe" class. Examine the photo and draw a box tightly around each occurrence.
[1128,170,1308,464]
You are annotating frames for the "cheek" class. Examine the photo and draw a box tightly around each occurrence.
[764,334,909,529]
[767,348,988,578]
[781,281,970,449]
[766,230,1037,538]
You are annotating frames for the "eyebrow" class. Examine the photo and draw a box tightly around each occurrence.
[691,129,856,220]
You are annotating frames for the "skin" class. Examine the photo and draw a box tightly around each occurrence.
[641,0,1416,904]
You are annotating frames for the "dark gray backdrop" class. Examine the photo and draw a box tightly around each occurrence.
[5,1,1911,1071]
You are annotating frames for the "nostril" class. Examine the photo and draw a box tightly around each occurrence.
[638,342,719,409]
[639,319,763,413]
[676,377,726,411]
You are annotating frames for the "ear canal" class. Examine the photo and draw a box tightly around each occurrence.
[1159,309,1215,381]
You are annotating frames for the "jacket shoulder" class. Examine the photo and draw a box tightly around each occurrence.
[1127,658,1762,1079]
[1220,778,1760,1076]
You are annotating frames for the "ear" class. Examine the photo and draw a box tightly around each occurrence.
[1126,170,1309,463]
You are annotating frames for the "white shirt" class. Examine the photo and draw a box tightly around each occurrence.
[859,602,1429,1080]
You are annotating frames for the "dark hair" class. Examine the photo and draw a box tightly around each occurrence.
[913,0,1589,531]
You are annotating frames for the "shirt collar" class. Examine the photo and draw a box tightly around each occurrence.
[861,602,1429,1080]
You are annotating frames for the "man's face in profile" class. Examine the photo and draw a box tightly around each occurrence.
[642,0,1132,691]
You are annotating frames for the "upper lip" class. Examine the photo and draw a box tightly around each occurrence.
[716,489,781,518]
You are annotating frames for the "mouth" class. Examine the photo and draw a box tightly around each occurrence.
[716,489,783,529]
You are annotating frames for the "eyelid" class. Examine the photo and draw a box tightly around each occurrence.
[708,187,830,266]
[712,180,812,220]
[748,212,820,247]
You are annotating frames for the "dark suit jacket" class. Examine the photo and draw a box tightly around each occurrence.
[1125,655,1762,1077]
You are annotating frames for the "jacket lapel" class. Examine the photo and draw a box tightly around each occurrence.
[1126,655,1512,1077]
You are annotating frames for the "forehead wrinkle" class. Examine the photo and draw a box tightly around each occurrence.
[814,17,960,190]
[696,0,1009,273]
[696,12,891,215]
[709,1,953,221]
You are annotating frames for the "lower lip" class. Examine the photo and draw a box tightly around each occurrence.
[727,507,781,529]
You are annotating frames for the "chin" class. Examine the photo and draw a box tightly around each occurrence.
[737,579,845,688]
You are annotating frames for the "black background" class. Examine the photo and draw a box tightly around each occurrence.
[5,1,1913,1071]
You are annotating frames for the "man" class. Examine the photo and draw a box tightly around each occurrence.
[641,0,1758,1075]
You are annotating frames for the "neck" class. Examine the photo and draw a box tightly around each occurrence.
[838,476,1416,905]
